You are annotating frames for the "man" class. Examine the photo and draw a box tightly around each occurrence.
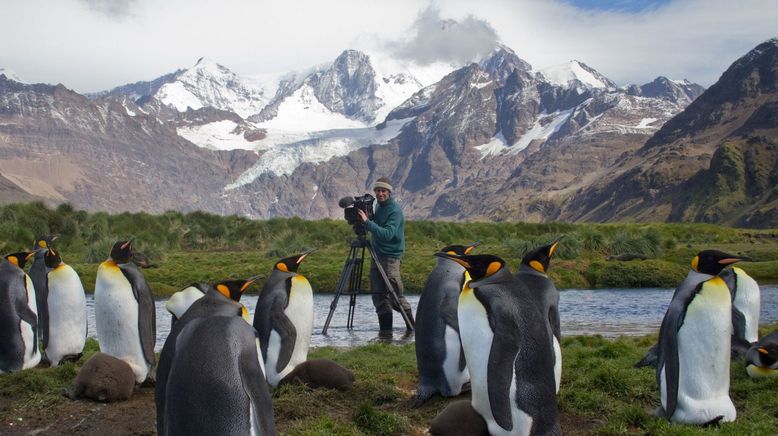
[358,177,415,335]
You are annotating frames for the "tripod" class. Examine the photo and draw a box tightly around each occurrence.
[321,233,414,335]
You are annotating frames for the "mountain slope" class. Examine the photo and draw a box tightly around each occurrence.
[561,38,778,227]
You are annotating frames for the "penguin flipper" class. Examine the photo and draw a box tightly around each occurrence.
[239,331,276,435]
[16,302,39,356]
[271,311,297,374]
[658,281,701,419]
[731,307,747,344]
[487,332,519,431]
[121,265,157,366]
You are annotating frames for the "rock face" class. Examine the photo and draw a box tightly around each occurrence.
[562,38,778,227]
[0,75,257,214]
[5,40,777,227]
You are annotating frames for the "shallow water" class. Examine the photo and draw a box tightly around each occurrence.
[85,286,778,351]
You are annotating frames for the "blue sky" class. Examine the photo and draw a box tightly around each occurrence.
[566,0,674,12]
[1,0,776,92]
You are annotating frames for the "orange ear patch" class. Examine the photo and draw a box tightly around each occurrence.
[529,260,545,273]
[485,261,502,277]
[276,263,289,273]
[216,284,231,298]
[691,256,699,272]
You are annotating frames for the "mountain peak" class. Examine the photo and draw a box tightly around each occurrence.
[539,60,615,90]
[0,68,25,84]
[480,44,533,82]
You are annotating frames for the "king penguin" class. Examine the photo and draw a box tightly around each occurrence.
[656,249,749,425]
[745,329,778,378]
[28,234,56,353]
[43,248,87,366]
[720,266,760,346]
[435,252,560,436]
[516,237,563,394]
[155,277,275,436]
[0,251,40,372]
[253,249,315,387]
[165,282,210,327]
[94,239,156,383]
[413,242,479,407]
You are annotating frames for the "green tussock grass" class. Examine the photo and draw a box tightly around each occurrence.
[1,203,777,297]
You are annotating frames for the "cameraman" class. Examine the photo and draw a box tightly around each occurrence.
[358,177,415,335]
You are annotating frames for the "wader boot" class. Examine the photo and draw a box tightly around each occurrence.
[378,312,393,339]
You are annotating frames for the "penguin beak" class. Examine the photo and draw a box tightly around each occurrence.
[241,274,264,292]
[434,252,471,269]
[549,236,564,257]
[24,252,35,262]
[121,237,135,250]
[297,248,317,264]
[464,242,481,254]
[719,255,751,265]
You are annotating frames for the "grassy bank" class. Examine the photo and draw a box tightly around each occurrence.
[2,325,777,435]
[2,203,778,297]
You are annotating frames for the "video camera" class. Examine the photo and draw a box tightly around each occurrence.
[338,193,375,234]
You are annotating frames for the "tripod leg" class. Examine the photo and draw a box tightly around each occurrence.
[366,246,415,331]
[322,247,358,335]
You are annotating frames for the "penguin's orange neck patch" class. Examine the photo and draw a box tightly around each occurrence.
[485,261,501,277]
[276,263,289,273]
[216,284,231,298]
[7,257,19,267]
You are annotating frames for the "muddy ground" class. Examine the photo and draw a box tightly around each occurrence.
[1,385,599,436]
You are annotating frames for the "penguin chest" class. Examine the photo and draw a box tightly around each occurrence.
[94,264,142,357]
[458,290,494,422]
[46,266,87,359]
[675,278,734,419]
[21,274,40,369]
[166,287,205,319]
[284,276,313,348]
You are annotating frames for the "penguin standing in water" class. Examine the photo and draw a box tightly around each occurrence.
[94,239,156,383]
[516,237,563,394]
[0,252,40,372]
[745,330,778,378]
[165,282,209,327]
[253,249,315,387]
[656,250,749,425]
[28,235,56,353]
[720,266,760,347]
[43,248,87,366]
[156,277,275,435]
[413,242,479,407]
[435,252,560,436]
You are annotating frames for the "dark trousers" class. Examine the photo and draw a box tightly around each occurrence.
[369,256,411,316]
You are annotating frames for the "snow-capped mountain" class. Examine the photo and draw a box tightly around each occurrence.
[539,60,617,90]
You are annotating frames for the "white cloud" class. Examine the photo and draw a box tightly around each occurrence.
[1,0,776,93]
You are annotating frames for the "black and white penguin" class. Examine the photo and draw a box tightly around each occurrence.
[28,235,56,351]
[165,282,209,327]
[253,249,315,387]
[413,242,479,407]
[43,248,87,366]
[435,252,560,435]
[0,251,40,372]
[720,266,760,345]
[155,278,275,435]
[745,329,778,378]
[656,249,749,425]
[94,239,156,383]
[516,237,563,394]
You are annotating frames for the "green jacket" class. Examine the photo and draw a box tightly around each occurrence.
[366,197,405,258]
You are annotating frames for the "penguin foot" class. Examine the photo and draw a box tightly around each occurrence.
[412,388,434,408]
[653,406,667,419]
[702,416,724,427]
[61,353,83,364]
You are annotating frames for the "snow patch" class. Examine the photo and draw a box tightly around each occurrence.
[635,118,658,129]
[258,85,368,132]
[511,109,574,153]
[474,132,509,158]
[539,61,608,89]
[225,118,411,189]
[0,68,25,83]
[178,120,259,151]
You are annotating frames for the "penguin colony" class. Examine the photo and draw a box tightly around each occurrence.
[1,233,774,435]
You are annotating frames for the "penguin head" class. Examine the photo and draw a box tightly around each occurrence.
[747,342,778,369]
[44,248,64,269]
[439,242,480,256]
[691,250,751,275]
[109,238,134,264]
[521,236,563,274]
[4,251,34,269]
[213,275,262,302]
[33,234,58,252]
[274,248,316,273]
[434,253,507,281]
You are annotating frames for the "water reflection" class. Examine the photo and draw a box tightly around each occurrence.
[84,286,778,351]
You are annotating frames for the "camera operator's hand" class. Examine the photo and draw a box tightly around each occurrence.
[357,209,368,223]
